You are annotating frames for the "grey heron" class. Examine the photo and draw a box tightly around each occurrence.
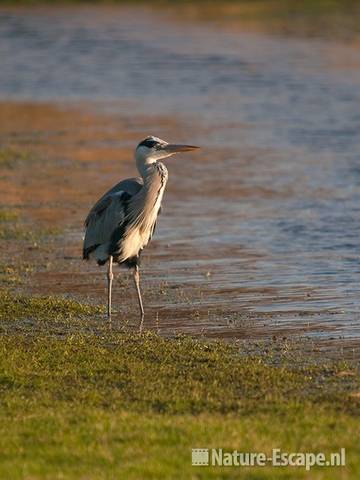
[83,135,199,322]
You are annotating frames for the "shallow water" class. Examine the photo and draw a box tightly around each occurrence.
[1,5,360,344]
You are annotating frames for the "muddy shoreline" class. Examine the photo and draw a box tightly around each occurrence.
[0,101,359,361]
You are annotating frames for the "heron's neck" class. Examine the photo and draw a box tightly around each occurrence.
[136,152,159,178]
[140,163,168,214]
[137,158,167,182]
[128,161,168,224]
[142,162,168,191]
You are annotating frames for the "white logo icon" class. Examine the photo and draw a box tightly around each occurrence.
[192,449,209,466]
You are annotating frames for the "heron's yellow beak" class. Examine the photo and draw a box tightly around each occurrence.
[163,144,200,153]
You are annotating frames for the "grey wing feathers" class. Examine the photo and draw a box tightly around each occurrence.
[101,176,143,198]
[84,177,143,227]
[83,177,143,260]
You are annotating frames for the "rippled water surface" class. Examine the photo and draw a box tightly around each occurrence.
[1,5,360,343]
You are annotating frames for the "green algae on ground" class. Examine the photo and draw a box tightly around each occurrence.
[0,264,22,285]
[0,290,104,322]
[0,209,18,222]
[0,147,34,169]
[0,223,61,241]
[0,261,33,286]
[0,208,61,241]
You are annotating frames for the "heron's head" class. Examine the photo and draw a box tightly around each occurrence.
[135,135,199,174]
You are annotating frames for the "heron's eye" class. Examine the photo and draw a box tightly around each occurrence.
[138,139,159,149]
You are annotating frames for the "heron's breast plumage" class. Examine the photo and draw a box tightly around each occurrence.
[112,162,168,264]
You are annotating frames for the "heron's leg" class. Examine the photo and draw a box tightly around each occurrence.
[107,255,114,319]
[133,265,144,323]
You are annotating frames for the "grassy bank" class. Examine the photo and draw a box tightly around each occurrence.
[0,292,359,478]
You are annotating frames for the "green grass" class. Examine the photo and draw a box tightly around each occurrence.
[0,290,359,478]
[0,224,60,241]
[0,264,22,285]
[0,261,33,286]
[0,333,358,479]
[0,148,34,169]
[0,209,18,222]
[0,208,60,241]
[0,290,104,322]
[0,222,60,241]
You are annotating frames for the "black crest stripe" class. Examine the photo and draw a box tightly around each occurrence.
[138,139,158,149]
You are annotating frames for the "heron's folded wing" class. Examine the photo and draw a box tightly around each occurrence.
[83,192,127,256]
[105,177,143,197]
[84,195,112,228]
[85,177,143,228]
